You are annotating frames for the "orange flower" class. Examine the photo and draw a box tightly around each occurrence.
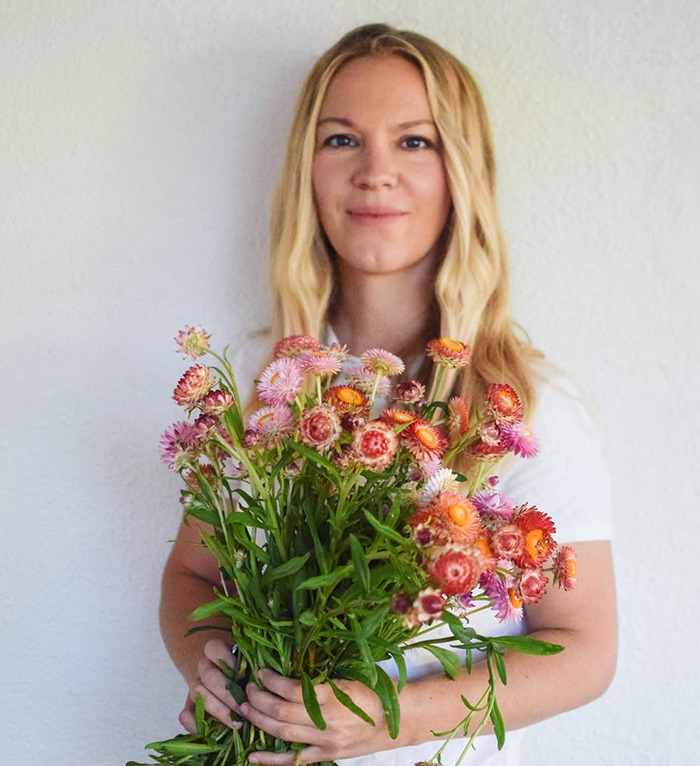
[447,396,470,442]
[553,545,578,590]
[512,506,556,567]
[485,384,523,423]
[426,338,472,368]
[381,408,416,426]
[324,385,369,415]
[401,418,449,461]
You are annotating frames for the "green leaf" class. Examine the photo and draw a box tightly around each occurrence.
[297,567,351,590]
[423,644,461,680]
[146,737,224,755]
[350,614,377,686]
[185,503,220,527]
[189,596,227,621]
[490,695,506,749]
[262,552,310,584]
[291,441,342,483]
[328,680,375,726]
[491,635,564,655]
[493,650,507,685]
[194,693,205,732]
[465,647,473,674]
[349,534,370,594]
[374,665,401,739]
[387,647,408,693]
[226,679,247,706]
[460,693,481,712]
[442,610,478,645]
[362,509,405,544]
[298,610,317,626]
[301,672,327,731]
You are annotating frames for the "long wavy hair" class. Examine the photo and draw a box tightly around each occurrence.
[260,23,544,465]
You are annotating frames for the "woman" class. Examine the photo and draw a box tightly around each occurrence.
[160,23,617,765]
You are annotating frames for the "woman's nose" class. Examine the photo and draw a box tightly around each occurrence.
[351,146,398,190]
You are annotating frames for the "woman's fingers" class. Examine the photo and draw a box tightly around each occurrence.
[188,680,241,729]
[257,668,305,703]
[245,682,311,727]
[248,747,326,765]
[179,696,197,734]
[239,693,322,748]
[203,637,237,670]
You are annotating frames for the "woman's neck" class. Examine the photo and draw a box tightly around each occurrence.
[330,260,437,356]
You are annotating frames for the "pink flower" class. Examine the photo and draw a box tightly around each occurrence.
[553,545,578,591]
[199,389,234,415]
[472,490,516,520]
[351,419,399,471]
[426,338,471,368]
[414,588,446,623]
[159,421,201,470]
[298,349,343,377]
[427,546,483,596]
[257,357,304,405]
[491,523,526,560]
[298,405,342,452]
[345,363,393,398]
[394,379,425,404]
[173,364,216,411]
[499,420,539,458]
[175,325,211,360]
[244,405,295,442]
[360,348,405,377]
[517,567,549,604]
[273,335,320,358]
[480,566,524,623]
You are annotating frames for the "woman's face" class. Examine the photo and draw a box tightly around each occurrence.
[312,54,451,279]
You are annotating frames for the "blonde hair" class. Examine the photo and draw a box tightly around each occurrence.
[264,24,543,462]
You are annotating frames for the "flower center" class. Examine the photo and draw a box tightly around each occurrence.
[440,338,464,351]
[337,387,363,406]
[525,529,547,560]
[257,412,275,426]
[393,411,414,424]
[415,425,438,448]
[508,587,523,609]
[448,501,472,526]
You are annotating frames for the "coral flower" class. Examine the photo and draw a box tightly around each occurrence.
[499,420,539,458]
[394,379,425,405]
[517,567,549,604]
[159,421,201,470]
[427,546,483,596]
[409,505,452,548]
[244,405,295,442]
[273,335,320,358]
[380,408,416,427]
[401,419,449,461]
[553,545,578,590]
[433,490,482,544]
[298,349,343,377]
[351,419,399,471]
[486,383,523,423]
[199,389,234,415]
[345,363,393,398]
[447,396,470,442]
[257,357,304,405]
[472,490,516,520]
[480,567,523,623]
[491,523,526,561]
[426,338,472,368]
[513,506,557,567]
[360,348,405,377]
[324,385,369,415]
[298,405,342,452]
[173,364,216,411]
[419,467,460,506]
[175,325,211,360]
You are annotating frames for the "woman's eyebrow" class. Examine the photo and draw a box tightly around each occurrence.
[316,117,436,129]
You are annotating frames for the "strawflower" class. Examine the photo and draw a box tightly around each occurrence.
[426,338,472,368]
[517,567,549,604]
[419,467,460,506]
[273,335,320,358]
[298,405,342,452]
[159,421,201,470]
[513,506,556,567]
[499,420,539,458]
[245,405,295,442]
[199,389,234,415]
[394,379,425,404]
[324,385,369,415]
[257,357,304,406]
[298,349,343,377]
[173,364,216,411]
[480,566,524,623]
[174,325,211,360]
[486,383,523,424]
[472,490,516,520]
[414,588,446,623]
[447,396,470,441]
[427,546,483,595]
[351,419,399,471]
[553,545,578,590]
[401,419,449,462]
[360,348,405,376]
[345,363,393,398]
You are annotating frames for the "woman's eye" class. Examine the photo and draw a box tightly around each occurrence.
[323,134,358,148]
[402,136,432,150]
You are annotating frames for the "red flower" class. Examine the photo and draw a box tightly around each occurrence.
[426,338,472,368]
[401,419,449,461]
[299,405,341,452]
[351,420,399,471]
[485,384,523,424]
[517,567,549,604]
[491,523,526,561]
[512,506,556,568]
[427,546,483,596]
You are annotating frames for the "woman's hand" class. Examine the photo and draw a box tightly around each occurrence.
[240,669,390,764]
[179,638,241,733]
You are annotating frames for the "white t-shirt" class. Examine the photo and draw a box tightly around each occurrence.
[229,330,613,765]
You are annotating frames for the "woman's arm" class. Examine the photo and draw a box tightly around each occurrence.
[239,540,617,764]
[160,516,241,731]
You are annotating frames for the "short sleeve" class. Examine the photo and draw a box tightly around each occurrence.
[496,371,614,543]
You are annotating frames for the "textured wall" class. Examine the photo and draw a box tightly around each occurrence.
[1,1,698,764]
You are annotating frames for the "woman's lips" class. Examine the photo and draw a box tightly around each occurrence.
[347,206,407,225]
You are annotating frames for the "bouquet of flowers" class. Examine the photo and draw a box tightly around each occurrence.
[129,327,578,766]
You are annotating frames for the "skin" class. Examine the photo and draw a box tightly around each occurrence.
[160,54,618,763]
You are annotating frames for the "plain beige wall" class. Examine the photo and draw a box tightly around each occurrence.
[1,1,698,764]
